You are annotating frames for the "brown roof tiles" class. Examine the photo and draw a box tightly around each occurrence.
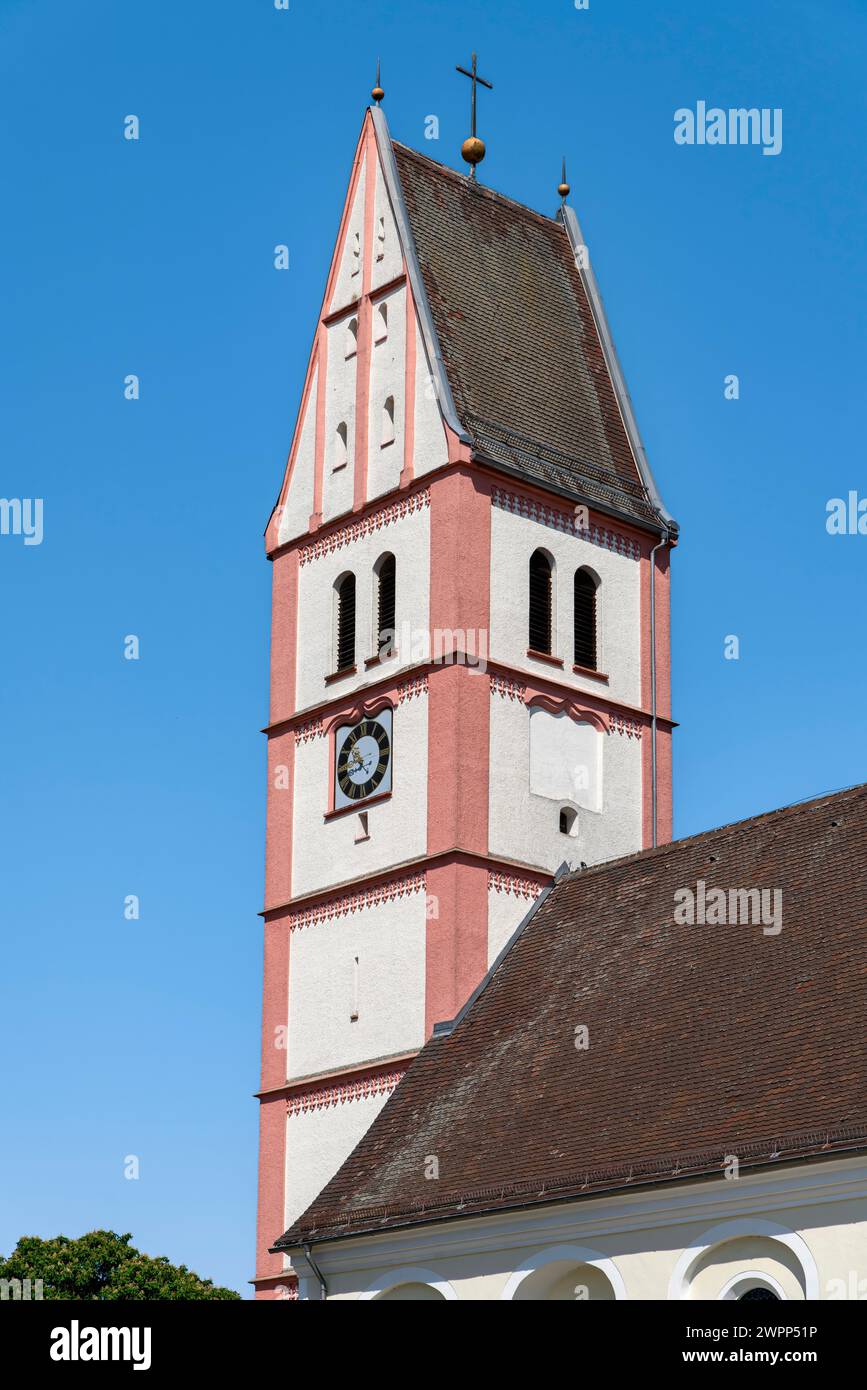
[393,142,664,530]
[276,783,867,1249]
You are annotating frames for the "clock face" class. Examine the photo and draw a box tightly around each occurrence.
[335,712,392,807]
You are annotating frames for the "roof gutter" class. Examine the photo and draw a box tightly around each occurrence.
[281,1138,867,1253]
[649,528,671,848]
[303,1242,328,1301]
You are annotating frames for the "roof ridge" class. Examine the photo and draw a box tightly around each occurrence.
[392,139,566,232]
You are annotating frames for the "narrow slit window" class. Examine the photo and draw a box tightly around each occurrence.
[376,554,396,658]
[376,215,386,262]
[350,230,361,277]
[375,301,388,343]
[335,573,356,672]
[529,550,553,654]
[350,955,359,1022]
[573,569,598,670]
[345,316,358,359]
[381,396,395,447]
[334,421,349,471]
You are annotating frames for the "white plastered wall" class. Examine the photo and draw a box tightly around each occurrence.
[487,886,537,966]
[367,284,406,500]
[329,157,366,314]
[283,1090,393,1239]
[488,693,642,872]
[412,325,449,475]
[294,502,431,710]
[322,315,358,522]
[286,890,427,1080]
[370,159,403,292]
[291,691,429,898]
[489,503,642,709]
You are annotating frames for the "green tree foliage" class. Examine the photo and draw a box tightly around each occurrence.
[0,1231,240,1300]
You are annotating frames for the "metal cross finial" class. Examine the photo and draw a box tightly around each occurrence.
[456,51,493,178]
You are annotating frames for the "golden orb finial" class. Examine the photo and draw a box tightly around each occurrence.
[558,157,570,202]
[371,59,384,105]
[462,135,486,169]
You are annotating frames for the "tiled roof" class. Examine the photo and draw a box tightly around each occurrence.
[275,783,867,1248]
[393,143,664,530]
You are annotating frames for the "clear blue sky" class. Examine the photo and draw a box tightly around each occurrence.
[1,0,864,1296]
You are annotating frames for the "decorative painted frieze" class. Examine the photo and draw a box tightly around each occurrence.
[608,712,643,739]
[288,871,426,931]
[299,489,430,565]
[396,674,429,704]
[491,674,642,741]
[490,673,528,702]
[295,716,325,743]
[286,1068,406,1117]
[488,870,544,900]
[492,486,641,561]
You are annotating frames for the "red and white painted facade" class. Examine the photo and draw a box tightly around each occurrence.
[253,110,674,1297]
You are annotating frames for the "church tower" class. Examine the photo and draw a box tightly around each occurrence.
[254,93,676,1298]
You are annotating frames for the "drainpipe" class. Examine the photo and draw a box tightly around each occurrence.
[649,528,670,849]
[303,1243,328,1301]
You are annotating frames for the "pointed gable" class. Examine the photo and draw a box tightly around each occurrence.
[391,142,672,531]
[267,108,675,552]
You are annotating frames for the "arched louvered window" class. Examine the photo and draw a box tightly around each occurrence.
[375,554,396,658]
[573,568,598,670]
[335,574,356,672]
[529,550,553,655]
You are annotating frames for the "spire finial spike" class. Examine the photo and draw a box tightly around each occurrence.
[558,156,571,204]
[456,50,493,180]
[371,58,384,105]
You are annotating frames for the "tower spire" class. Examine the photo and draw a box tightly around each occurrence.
[371,58,384,105]
[456,51,493,178]
[558,157,570,204]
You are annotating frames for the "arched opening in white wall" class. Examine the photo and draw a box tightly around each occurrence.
[359,1267,458,1301]
[350,230,361,278]
[377,1282,446,1302]
[502,1245,625,1301]
[529,708,602,812]
[373,552,396,659]
[333,572,356,674]
[559,806,579,837]
[376,214,386,262]
[574,566,600,670]
[669,1220,817,1301]
[375,301,388,343]
[381,395,395,447]
[720,1272,787,1301]
[528,548,554,655]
